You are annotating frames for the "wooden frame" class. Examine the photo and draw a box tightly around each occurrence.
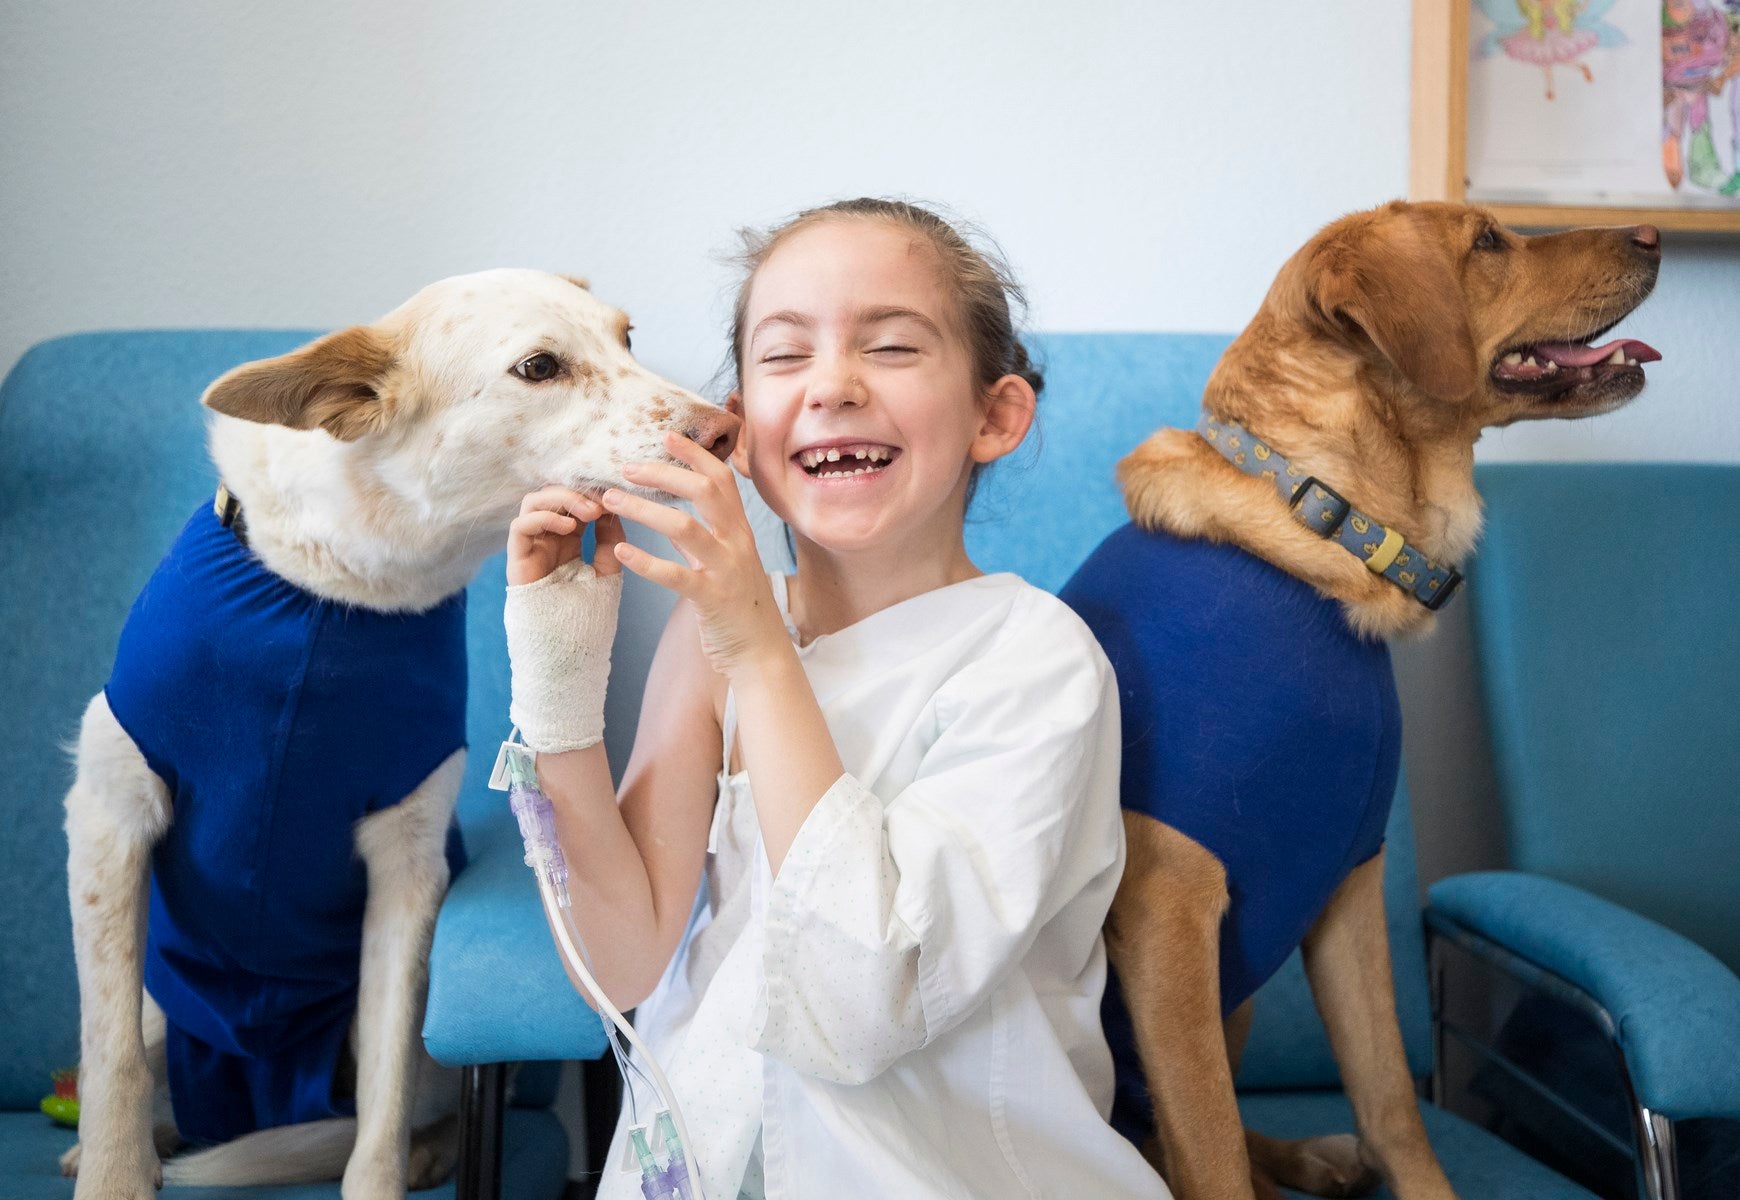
[1411,0,1740,232]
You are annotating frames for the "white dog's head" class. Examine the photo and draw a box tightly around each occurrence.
[201,269,739,518]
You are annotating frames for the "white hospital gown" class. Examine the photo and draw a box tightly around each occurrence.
[597,573,1171,1200]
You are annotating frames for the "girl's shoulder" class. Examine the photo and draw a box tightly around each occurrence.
[981,574,1111,661]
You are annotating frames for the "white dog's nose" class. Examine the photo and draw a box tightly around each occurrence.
[685,409,740,462]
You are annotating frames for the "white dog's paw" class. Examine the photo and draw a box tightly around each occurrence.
[406,1114,460,1191]
[65,1142,162,1199]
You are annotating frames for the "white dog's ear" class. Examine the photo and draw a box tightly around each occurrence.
[202,325,400,440]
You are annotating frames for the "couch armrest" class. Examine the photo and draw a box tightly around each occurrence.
[1426,870,1740,1121]
[423,810,611,1066]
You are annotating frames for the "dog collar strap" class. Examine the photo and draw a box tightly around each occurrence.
[213,484,249,547]
[1197,415,1462,611]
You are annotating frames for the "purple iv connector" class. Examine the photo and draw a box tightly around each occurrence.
[509,777,569,899]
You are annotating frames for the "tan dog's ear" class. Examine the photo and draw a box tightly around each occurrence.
[1309,221,1477,403]
[559,274,591,292]
[202,325,398,441]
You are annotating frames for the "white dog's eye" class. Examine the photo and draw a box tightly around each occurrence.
[514,353,561,382]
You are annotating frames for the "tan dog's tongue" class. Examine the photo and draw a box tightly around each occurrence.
[1535,338,1662,367]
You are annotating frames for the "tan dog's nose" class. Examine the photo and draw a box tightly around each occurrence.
[686,410,741,462]
[1630,225,1661,256]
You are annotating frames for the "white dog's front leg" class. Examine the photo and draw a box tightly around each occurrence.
[342,749,464,1200]
[64,694,172,1200]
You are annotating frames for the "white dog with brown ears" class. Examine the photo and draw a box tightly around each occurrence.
[62,269,739,1200]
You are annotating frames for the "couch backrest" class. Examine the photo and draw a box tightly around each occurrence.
[0,329,1434,1109]
[1468,463,1740,973]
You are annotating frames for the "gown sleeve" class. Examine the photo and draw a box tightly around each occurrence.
[750,595,1125,1085]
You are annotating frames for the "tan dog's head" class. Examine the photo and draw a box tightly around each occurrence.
[1264,200,1661,427]
[201,269,739,516]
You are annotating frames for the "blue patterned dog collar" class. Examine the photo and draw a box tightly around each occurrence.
[1197,415,1462,611]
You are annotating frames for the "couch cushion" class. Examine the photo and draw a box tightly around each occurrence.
[0,1108,566,1200]
[1238,1091,1597,1199]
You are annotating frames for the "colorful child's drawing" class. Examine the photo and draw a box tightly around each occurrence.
[1476,1,1629,100]
[1662,0,1740,193]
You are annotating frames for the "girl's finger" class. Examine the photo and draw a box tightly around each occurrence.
[601,488,713,559]
[624,457,747,535]
[510,510,579,539]
[589,512,626,577]
[662,430,732,481]
[613,540,691,594]
[621,459,707,502]
[519,485,602,520]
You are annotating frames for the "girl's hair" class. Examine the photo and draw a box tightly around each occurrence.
[727,198,1044,399]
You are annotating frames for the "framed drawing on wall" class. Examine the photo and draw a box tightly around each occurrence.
[1412,0,1740,231]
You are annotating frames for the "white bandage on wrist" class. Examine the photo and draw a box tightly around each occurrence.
[503,558,623,753]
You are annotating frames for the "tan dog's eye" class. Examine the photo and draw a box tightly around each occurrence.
[514,353,561,382]
[1473,227,1502,252]
[623,326,634,351]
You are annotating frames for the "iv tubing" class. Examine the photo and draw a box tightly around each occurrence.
[532,867,709,1200]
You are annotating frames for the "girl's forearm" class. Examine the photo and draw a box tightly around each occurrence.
[731,644,847,874]
[533,743,669,1008]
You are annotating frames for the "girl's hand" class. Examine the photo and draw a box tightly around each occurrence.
[507,487,626,586]
[603,432,790,679]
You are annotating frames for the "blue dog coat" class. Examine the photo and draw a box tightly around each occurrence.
[104,502,468,1144]
[1060,522,1399,1144]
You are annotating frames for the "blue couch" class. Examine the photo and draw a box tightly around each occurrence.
[0,329,1667,1200]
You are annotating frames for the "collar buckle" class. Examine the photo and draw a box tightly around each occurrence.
[1287,476,1352,538]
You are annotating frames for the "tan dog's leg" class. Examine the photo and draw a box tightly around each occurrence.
[342,749,464,1200]
[1109,811,1255,1200]
[1299,852,1457,1200]
[63,694,172,1200]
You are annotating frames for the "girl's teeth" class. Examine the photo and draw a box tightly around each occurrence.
[826,448,840,462]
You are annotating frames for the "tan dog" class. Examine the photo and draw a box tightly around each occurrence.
[1083,201,1660,1199]
[62,270,738,1200]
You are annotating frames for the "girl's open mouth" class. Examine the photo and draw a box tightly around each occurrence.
[794,442,901,479]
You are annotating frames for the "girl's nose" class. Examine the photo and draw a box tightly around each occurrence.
[806,366,866,410]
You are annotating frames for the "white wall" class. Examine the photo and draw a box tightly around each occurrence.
[6,2,1732,461]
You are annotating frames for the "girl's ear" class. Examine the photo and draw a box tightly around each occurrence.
[969,374,1037,464]
[726,392,752,477]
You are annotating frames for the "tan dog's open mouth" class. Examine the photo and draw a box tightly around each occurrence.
[1490,330,1661,404]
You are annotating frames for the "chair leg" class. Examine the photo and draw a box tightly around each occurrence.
[1633,1107,1680,1200]
[582,1055,623,1180]
[456,1062,506,1200]
[1428,930,1447,1107]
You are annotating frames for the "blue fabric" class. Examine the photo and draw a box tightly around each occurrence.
[1237,1092,1598,1199]
[1061,523,1400,1141]
[1234,779,1435,1090]
[104,502,469,1143]
[1429,871,1740,1121]
[1469,464,1740,973]
[0,1108,568,1200]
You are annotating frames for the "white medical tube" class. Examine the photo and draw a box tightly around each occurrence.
[531,869,709,1200]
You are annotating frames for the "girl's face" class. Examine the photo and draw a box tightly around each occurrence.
[731,219,1025,560]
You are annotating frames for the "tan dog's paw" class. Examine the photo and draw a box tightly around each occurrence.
[58,1141,79,1177]
[1249,1131,1378,1198]
[406,1114,460,1191]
